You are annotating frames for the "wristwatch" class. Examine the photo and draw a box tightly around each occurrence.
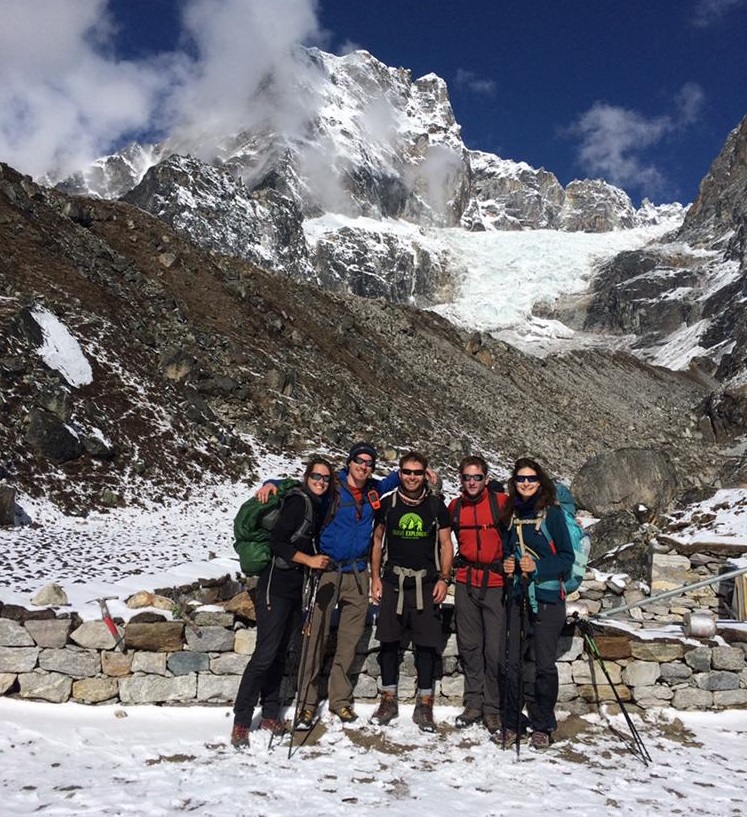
[439,575,453,587]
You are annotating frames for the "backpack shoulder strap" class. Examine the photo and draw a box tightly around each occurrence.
[487,490,502,526]
[450,496,463,532]
[285,487,315,544]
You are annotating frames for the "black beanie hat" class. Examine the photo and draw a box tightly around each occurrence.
[347,441,377,466]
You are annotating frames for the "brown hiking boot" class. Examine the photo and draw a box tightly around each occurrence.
[370,692,399,726]
[530,730,551,750]
[230,723,250,748]
[333,705,359,724]
[259,717,286,736]
[412,695,436,733]
[294,708,315,731]
[455,707,482,728]
[483,713,501,735]
[492,727,518,748]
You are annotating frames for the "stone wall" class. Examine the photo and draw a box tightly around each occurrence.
[1,584,745,710]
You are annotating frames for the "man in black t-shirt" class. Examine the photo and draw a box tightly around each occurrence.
[370,451,453,732]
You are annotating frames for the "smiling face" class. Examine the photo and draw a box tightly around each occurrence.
[306,463,332,497]
[514,466,540,500]
[460,463,487,498]
[348,453,374,487]
[400,457,426,494]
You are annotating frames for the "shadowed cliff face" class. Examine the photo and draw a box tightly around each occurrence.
[0,161,717,514]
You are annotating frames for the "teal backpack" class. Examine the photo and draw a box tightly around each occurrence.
[232,478,313,575]
[537,482,590,595]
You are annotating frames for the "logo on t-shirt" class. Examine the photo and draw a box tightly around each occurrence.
[394,512,429,538]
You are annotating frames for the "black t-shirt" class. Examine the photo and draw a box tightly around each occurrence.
[376,493,450,578]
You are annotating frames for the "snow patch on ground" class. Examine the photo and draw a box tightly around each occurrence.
[0,698,745,816]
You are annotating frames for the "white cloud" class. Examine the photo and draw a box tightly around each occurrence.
[454,69,495,96]
[564,84,705,195]
[337,39,365,56]
[691,0,746,27]
[0,0,322,181]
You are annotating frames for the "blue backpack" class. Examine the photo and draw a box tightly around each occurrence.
[537,482,590,595]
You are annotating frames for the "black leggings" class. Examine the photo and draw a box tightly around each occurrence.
[379,641,438,690]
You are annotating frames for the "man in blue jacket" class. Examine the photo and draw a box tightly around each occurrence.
[259,442,399,727]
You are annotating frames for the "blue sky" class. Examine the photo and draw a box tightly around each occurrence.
[1,0,745,205]
[316,0,746,205]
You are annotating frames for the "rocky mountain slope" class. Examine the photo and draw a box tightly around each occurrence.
[55,48,678,307]
[0,161,722,516]
[575,115,747,440]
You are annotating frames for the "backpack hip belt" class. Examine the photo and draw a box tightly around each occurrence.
[390,566,431,615]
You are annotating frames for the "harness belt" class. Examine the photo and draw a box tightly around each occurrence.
[390,566,431,615]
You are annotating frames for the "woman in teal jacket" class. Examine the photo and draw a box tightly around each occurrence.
[500,457,574,751]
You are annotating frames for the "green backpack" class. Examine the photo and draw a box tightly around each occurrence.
[232,478,313,575]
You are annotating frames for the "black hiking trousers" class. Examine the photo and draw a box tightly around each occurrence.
[504,598,566,733]
[233,573,301,727]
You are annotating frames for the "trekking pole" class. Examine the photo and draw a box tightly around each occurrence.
[288,570,322,758]
[515,573,528,760]
[501,573,514,752]
[573,615,651,765]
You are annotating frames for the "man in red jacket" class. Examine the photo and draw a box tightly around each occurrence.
[448,455,508,734]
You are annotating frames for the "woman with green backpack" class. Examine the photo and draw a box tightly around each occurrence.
[231,457,335,748]
[499,457,574,751]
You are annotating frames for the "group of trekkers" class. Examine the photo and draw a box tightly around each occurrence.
[230,442,575,753]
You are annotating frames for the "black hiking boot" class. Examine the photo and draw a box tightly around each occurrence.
[455,707,482,728]
[370,692,399,726]
[412,696,436,733]
[230,722,250,748]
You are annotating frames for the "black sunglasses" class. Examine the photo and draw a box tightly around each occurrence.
[401,468,425,476]
[352,456,374,468]
[515,475,539,484]
[309,473,331,483]
[461,473,485,482]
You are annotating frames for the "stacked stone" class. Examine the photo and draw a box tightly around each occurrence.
[2,559,746,710]
[0,611,254,705]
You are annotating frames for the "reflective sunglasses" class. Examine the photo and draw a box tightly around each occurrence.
[460,473,485,482]
[401,468,425,476]
[515,475,539,484]
[352,456,374,468]
[309,473,331,483]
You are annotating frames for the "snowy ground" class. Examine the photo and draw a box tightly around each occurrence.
[1,697,745,817]
[2,454,747,815]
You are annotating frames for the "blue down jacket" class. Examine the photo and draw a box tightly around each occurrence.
[320,468,400,571]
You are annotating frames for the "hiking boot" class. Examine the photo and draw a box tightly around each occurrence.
[412,696,436,733]
[259,717,286,736]
[370,692,399,726]
[230,723,250,748]
[333,705,359,724]
[483,713,501,735]
[530,730,551,750]
[294,708,315,731]
[455,707,482,729]
[492,727,518,748]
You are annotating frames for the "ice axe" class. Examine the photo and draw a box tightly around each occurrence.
[92,596,126,652]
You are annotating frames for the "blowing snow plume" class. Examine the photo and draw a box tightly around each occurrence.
[0,0,322,182]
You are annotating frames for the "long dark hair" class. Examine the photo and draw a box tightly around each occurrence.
[500,456,556,524]
[303,456,337,501]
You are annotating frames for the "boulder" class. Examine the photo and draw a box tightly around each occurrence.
[572,448,679,516]
[0,484,16,526]
[25,408,84,463]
